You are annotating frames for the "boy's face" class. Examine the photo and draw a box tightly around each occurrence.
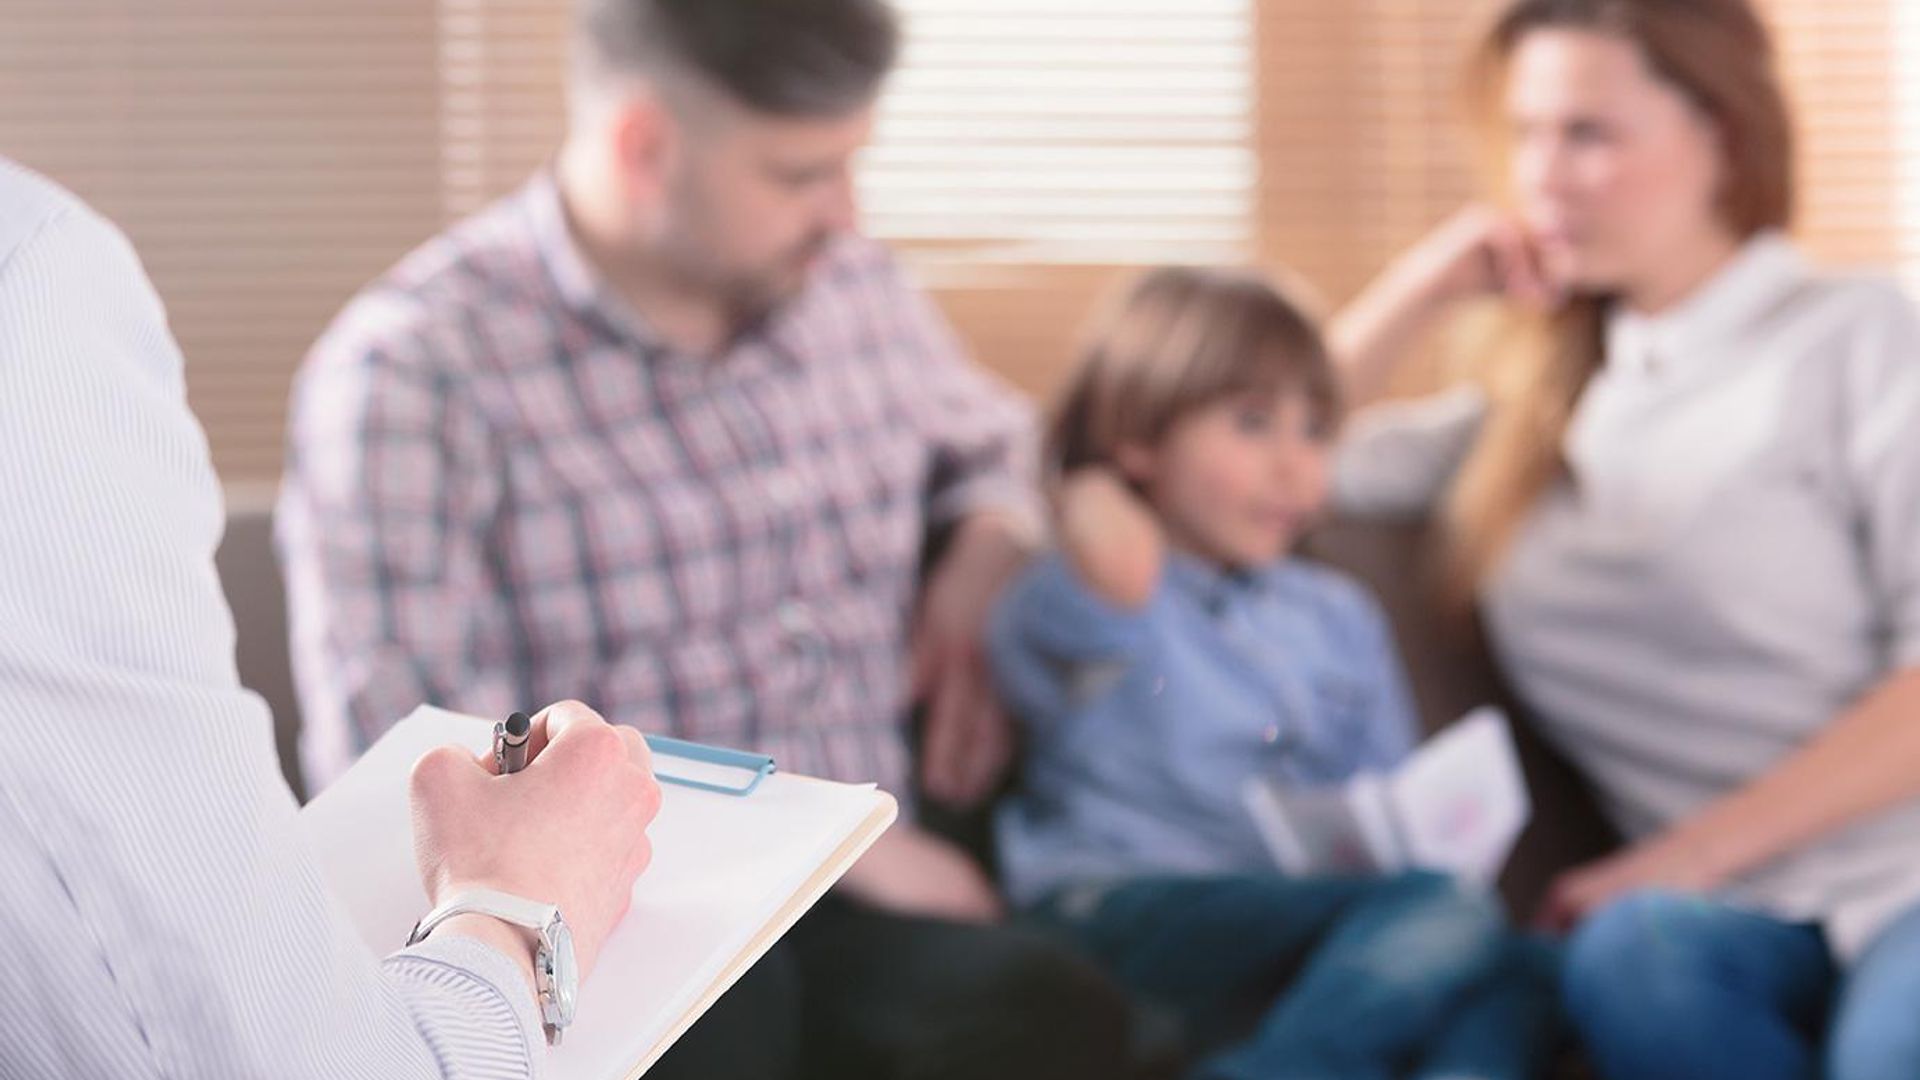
[1119,390,1331,571]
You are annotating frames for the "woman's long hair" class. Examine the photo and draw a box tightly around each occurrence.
[1441,0,1793,601]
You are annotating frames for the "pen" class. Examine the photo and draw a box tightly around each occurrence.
[494,710,532,775]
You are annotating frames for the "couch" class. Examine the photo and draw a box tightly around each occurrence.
[216,503,1614,1073]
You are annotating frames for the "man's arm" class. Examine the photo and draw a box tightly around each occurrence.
[278,288,518,792]
[0,183,556,1078]
[874,264,1044,807]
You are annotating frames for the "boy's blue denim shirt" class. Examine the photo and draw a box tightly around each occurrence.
[990,549,1420,907]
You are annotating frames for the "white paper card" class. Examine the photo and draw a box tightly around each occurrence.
[1244,707,1531,885]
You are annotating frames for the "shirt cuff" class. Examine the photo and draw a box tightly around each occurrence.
[1892,636,1920,675]
[384,932,544,1077]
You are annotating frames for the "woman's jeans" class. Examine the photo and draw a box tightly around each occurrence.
[1564,889,1920,1080]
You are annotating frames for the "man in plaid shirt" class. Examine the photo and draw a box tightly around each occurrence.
[279,1,1134,1078]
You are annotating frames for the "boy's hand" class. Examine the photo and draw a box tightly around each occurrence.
[1056,468,1164,609]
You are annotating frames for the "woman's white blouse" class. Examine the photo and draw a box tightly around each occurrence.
[1336,233,1920,958]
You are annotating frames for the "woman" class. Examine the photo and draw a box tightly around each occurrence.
[1329,1,1920,1078]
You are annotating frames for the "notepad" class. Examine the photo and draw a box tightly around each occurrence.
[1241,707,1530,886]
[300,705,897,1078]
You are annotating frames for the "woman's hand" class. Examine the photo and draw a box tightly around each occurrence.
[1536,670,1920,935]
[1330,204,1565,405]
[1390,205,1563,312]
[1534,830,1724,933]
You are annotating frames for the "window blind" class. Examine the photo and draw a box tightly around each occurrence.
[0,0,1913,481]
[0,0,443,483]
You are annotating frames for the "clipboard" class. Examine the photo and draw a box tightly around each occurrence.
[644,734,777,796]
[301,706,897,1079]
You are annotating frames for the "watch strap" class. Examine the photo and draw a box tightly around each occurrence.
[408,887,558,946]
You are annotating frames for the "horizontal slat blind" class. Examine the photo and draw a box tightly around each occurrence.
[866,0,1256,266]
[0,1,442,482]
[0,1,1914,478]
[1764,0,1903,270]
[438,0,569,220]
[1891,0,1920,290]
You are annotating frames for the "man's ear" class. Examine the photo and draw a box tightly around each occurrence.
[610,91,678,207]
[1114,440,1158,486]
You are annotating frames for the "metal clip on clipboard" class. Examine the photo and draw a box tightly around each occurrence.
[643,734,777,797]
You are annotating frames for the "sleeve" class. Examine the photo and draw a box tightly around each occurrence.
[870,256,1045,538]
[277,289,517,792]
[1839,282,1920,671]
[0,194,541,1078]
[986,553,1158,724]
[1331,383,1489,520]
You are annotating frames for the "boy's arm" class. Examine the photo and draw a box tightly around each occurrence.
[985,470,1166,723]
[1055,468,1164,609]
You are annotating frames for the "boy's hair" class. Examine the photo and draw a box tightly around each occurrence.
[574,0,900,118]
[1047,265,1339,483]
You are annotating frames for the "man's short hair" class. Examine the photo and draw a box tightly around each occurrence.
[576,0,900,117]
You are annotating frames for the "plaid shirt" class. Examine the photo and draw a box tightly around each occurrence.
[279,175,1038,796]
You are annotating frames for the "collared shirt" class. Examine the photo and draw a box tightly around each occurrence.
[0,159,542,1077]
[279,175,1038,797]
[988,551,1417,907]
[1335,233,1920,958]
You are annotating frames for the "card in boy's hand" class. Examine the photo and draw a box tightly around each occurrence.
[1242,707,1531,885]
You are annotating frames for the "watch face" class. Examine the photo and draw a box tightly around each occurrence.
[547,918,579,1026]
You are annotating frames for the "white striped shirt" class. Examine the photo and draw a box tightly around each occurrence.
[0,158,543,1076]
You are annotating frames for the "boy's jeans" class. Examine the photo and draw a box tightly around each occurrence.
[1031,871,1561,1080]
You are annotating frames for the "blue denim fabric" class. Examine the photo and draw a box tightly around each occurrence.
[1033,872,1562,1080]
[1564,889,1920,1080]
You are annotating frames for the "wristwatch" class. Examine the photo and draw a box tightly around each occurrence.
[408,887,579,1045]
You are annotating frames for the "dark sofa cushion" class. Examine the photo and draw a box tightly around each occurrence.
[1302,518,1620,919]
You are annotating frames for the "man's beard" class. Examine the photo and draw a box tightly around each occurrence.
[712,233,835,329]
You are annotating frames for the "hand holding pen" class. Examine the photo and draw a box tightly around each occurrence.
[410,701,662,980]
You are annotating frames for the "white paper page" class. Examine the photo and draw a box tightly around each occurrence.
[1346,774,1409,872]
[1385,707,1531,885]
[300,706,893,1079]
[1243,776,1384,875]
